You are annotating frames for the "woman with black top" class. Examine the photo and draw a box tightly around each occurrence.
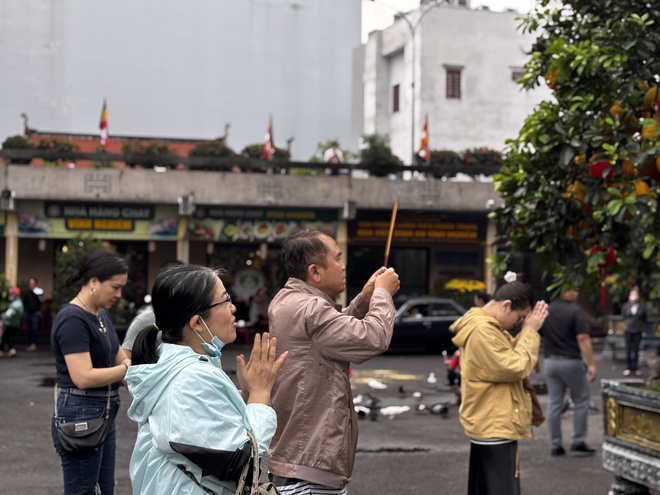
[50,249,131,495]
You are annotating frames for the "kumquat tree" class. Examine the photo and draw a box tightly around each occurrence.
[491,0,660,301]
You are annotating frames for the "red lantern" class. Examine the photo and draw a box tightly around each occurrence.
[589,245,616,268]
[545,67,559,90]
[589,160,614,179]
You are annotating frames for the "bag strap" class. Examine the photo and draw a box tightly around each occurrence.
[234,430,260,495]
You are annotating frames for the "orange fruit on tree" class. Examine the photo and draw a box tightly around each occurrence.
[574,153,587,165]
[642,120,660,140]
[644,86,660,112]
[564,180,586,202]
[634,179,650,197]
[622,160,635,176]
[609,100,626,117]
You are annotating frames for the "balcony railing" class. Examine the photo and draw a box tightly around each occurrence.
[0,149,501,179]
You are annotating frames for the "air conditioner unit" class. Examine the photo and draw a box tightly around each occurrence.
[340,200,356,220]
[0,189,16,211]
[178,193,195,216]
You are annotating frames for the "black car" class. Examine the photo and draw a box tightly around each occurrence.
[388,297,466,353]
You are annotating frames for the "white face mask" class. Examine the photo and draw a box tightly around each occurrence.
[629,296,639,303]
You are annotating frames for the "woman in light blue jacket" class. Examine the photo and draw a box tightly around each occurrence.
[126,264,288,494]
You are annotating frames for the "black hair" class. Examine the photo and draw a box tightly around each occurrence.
[475,291,491,303]
[131,264,225,365]
[158,259,184,272]
[282,229,330,280]
[64,249,129,288]
[492,281,535,310]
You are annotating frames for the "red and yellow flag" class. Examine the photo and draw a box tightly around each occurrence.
[418,115,430,160]
[263,116,275,160]
[99,99,109,150]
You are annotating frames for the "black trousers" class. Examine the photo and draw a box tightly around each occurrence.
[468,441,520,495]
[1,325,19,351]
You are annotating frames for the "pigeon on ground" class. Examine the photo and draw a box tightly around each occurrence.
[429,403,449,416]
[368,378,388,390]
[353,394,363,405]
[380,405,411,419]
[412,391,423,401]
[398,385,406,395]
[355,405,371,418]
[427,372,438,388]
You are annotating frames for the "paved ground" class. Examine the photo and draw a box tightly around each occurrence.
[0,340,646,494]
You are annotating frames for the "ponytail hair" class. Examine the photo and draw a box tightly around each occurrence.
[131,325,160,366]
[64,272,83,288]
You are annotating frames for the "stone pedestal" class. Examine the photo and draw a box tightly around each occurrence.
[602,379,660,494]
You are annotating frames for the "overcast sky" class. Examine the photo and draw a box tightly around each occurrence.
[362,0,537,42]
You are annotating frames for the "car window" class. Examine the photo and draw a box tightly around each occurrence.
[403,304,428,319]
[429,302,462,317]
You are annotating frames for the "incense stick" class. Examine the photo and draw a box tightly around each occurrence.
[384,196,399,266]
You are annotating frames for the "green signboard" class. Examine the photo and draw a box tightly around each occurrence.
[17,201,178,240]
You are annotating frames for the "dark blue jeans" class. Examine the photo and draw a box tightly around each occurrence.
[25,312,40,345]
[51,392,121,495]
[625,332,643,371]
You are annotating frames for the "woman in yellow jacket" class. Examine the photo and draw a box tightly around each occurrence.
[451,273,548,495]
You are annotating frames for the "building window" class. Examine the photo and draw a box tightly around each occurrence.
[392,84,400,113]
[511,68,525,81]
[446,68,462,99]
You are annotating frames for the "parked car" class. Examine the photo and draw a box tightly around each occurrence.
[388,297,466,353]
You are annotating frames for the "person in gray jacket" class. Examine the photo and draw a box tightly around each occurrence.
[621,288,646,377]
[267,229,400,495]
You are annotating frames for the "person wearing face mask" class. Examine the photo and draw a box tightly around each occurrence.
[621,288,646,377]
[126,264,287,495]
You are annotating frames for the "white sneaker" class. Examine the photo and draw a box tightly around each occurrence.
[7,348,17,358]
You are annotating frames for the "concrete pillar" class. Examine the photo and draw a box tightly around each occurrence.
[176,216,190,264]
[4,211,18,286]
[484,219,496,294]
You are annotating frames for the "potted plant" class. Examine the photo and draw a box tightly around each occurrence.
[121,140,179,169]
[240,144,290,173]
[189,140,238,171]
[1,135,35,165]
[36,138,80,167]
[359,133,402,177]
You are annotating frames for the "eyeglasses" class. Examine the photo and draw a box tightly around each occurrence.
[200,293,232,313]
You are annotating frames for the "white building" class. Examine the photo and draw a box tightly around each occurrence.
[0,0,360,160]
[353,1,551,164]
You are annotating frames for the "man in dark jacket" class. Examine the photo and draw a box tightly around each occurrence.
[621,288,646,377]
[23,277,42,351]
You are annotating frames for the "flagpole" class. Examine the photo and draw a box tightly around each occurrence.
[384,196,399,267]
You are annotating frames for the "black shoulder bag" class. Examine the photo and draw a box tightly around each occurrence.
[54,384,112,453]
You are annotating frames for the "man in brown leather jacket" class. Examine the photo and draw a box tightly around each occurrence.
[268,229,400,494]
